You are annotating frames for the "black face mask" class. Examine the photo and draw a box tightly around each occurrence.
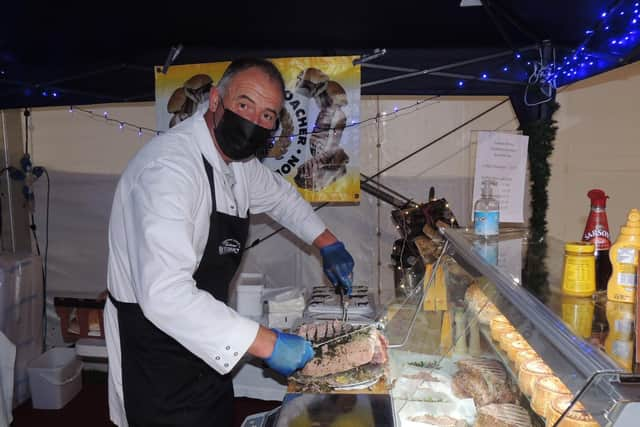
[213,106,273,161]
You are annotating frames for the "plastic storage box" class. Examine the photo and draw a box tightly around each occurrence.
[236,273,265,317]
[27,347,82,409]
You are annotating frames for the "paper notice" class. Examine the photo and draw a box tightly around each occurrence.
[472,131,529,223]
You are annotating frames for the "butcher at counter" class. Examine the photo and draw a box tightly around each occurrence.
[104,57,355,427]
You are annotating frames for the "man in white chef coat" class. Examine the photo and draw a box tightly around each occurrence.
[104,57,355,427]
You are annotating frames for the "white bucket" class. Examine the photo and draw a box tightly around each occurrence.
[27,347,83,409]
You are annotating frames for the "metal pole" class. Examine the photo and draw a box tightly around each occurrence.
[362,63,526,86]
[361,45,539,88]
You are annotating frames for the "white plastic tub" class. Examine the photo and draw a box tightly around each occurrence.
[236,273,265,317]
[27,347,82,409]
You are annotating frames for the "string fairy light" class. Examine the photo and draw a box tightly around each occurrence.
[14,2,637,115]
[68,106,159,137]
[65,95,442,140]
[554,0,640,85]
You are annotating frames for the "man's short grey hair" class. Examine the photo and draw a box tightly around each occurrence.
[217,58,286,97]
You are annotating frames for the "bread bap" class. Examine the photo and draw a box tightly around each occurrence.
[167,87,187,114]
[314,80,348,109]
[183,74,213,105]
[295,67,329,98]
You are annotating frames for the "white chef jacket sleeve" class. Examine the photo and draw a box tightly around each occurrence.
[244,160,326,244]
[122,159,259,374]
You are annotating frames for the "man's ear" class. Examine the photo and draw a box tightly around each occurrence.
[208,86,220,111]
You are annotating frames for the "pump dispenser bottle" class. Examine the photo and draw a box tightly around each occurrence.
[607,208,640,303]
[474,179,500,237]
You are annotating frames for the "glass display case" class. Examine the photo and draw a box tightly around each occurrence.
[385,227,640,426]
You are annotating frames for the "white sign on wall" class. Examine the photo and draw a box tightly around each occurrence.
[472,131,529,223]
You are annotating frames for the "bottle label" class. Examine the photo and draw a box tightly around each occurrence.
[583,226,611,250]
[583,206,611,250]
[616,247,636,264]
[617,272,637,287]
[474,210,499,236]
[563,254,596,294]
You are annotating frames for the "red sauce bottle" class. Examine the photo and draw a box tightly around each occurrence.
[582,189,612,292]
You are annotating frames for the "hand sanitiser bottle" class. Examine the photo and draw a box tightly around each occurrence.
[474,179,500,238]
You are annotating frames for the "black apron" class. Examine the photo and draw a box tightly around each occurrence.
[109,155,249,427]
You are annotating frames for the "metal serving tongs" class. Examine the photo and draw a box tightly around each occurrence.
[339,286,349,322]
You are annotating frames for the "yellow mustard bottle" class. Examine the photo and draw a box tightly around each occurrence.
[607,208,640,303]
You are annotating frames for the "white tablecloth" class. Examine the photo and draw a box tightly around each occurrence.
[232,357,287,401]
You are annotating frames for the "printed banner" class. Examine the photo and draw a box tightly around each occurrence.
[154,56,361,202]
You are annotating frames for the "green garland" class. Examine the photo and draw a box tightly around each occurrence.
[519,101,560,243]
[519,101,559,302]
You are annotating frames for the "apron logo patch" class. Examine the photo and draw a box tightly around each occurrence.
[219,238,241,255]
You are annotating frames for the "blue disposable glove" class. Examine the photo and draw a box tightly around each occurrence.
[320,241,354,296]
[264,329,314,376]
